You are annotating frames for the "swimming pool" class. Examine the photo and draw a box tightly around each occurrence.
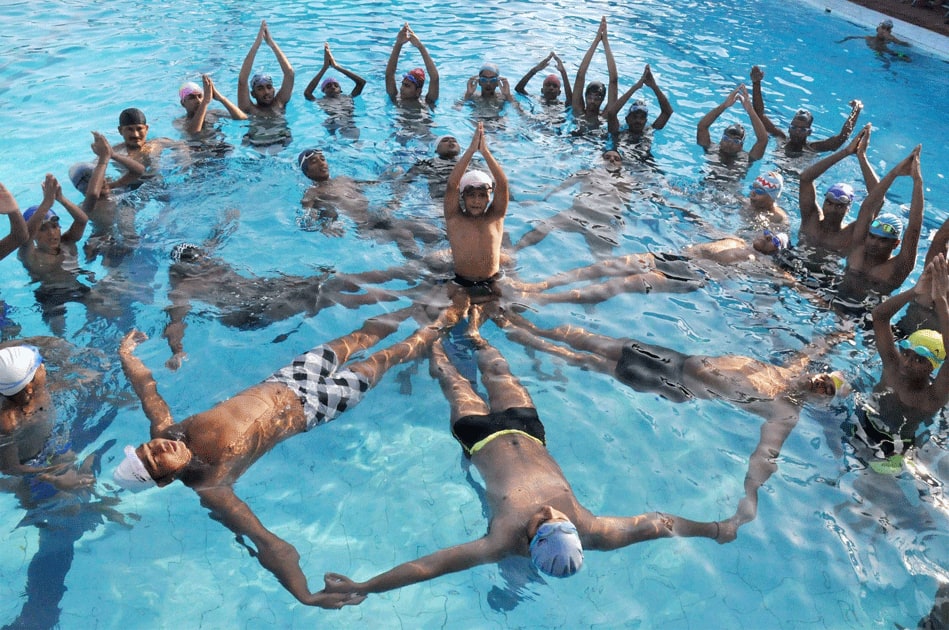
[1,0,948,627]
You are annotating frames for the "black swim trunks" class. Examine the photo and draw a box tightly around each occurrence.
[452,271,502,299]
[452,407,546,457]
[614,340,695,403]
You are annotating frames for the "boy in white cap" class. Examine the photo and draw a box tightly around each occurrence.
[0,344,94,490]
[443,122,510,300]
[321,325,724,604]
[113,305,461,607]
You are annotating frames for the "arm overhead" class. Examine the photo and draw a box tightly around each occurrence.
[237,21,266,112]
[809,99,863,153]
[0,183,27,260]
[118,330,176,438]
[696,85,739,149]
[750,65,785,139]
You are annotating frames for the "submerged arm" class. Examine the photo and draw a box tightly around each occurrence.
[586,511,721,550]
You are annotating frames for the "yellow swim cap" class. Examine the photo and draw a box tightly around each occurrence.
[900,329,946,370]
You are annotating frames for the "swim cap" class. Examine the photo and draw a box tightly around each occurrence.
[880,19,894,30]
[459,170,494,192]
[543,74,561,86]
[753,171,784,200]
[113,445,157,491]
[627,99,649,115]
[321,77,340,90]
[829,371,852,398]
[23,205,58,223]
[898,329,945,370]
[171,243,204,264]
[179,81,203,101]
[0,345,43,396]
[403,68,425,87]
[585,81,606,97]
[530,520,584,578]
[792,109,813,126]
[68,163,95,195]
[825,183,855,204]
[251,73,273,89]
[869,213,903,239]
[119,108,147,126]
[480,62,500,76]
[723,123,745,140]
[763,229,789,251]
[297,148,322,173]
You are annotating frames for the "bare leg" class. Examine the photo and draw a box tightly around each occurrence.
[475,340,535,412]
[431,338,490,426]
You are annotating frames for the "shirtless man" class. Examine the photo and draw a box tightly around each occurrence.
[114,305,461,606]
[385,23,439,110]
[864,256,949,461]
[237,20,294,148]
[320,331,724,604]
[237,20,294,117]
[176,74,246,136]
[696,84,769,179]
[498,311,849,538]
[751,65,862,156]
[0,183,28,261]
[444,122,509,299]
[836,146,924,306]
[572,17,617,132]
[112,108,168,188]
[798,124,879,254]
[302,43,366,139]
[604,64,673,158]
[298,148,443,258]
[838,20,911,57]
[514,228,791,304]
[515,51,572,107]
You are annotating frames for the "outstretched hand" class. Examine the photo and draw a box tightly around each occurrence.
[315,573,366,608]
[750,65,764,83]
[0,183,18,215]
[120,329,148,357]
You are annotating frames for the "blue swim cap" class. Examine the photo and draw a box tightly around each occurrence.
[530,520,584,578]
[23,205,57,222]
[869,213,903,239]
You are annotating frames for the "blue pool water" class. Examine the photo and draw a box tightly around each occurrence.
[1,0,948,627]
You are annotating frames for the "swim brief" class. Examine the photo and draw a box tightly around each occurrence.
[265,344,369,430]
[614,340,695,403]
[452,272,502,299]
[452,407,546,457]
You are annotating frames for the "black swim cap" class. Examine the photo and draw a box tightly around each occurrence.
[119,108,147,126]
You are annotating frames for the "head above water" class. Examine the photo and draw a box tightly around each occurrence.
[0,345,43,397]
[898,329,945,370]
[179,81,203,103]
[119,108,147,127]
[751,171,784,201]
[458,170,494,214]
[69,162,96,195]
[869,213,903,240]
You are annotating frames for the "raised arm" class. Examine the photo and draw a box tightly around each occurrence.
[51,176,88,245]
[237,21,265,112]
[809,99,863,153]
[739,84,769,161]
[644,65,673,130]
[23,174,57,242]
[328,46,367,97]
[444,123,481,221]
[925,215,949,267]
[479,126,509,220]
[84,131,113,208]
[602,19,618,110]
[263,22,295,106]
[749,65,785,139]
[410,28,439,107]
[848,146,916,251]
[118,330,176,438]
[606,73,643,134]
[928,256,949,401]
[208,75,247,121]
[0,183,27,260]
[873,285,917,374]
[197,485,358,608]
[585,510,722,551]
[186,74,215,134]
[572,18,604,114]
[515,52,554,94]
[303,45,332,101]
[553,52,573,104]
[891,146,925,281]
[798,128,864,232]
[696,85,738,148]
[384,23,410,102]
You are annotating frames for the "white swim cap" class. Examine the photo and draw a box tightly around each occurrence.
[529,520,584,578]
[0,345,43,396]
[113,445,157,491]
[459,170,493,192]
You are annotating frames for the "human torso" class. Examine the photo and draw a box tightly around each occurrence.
[445,212,505,281]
